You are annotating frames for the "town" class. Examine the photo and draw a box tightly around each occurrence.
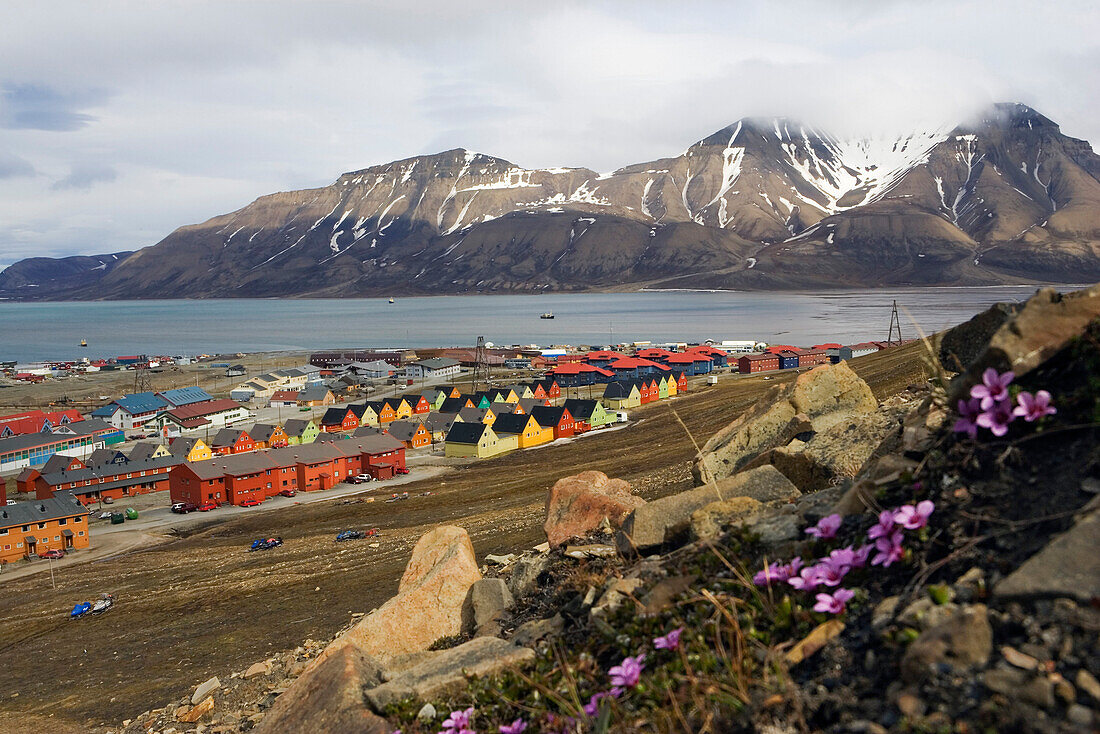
[0,338,907,566]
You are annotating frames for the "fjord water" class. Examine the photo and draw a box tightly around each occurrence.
[0,286,1062,362]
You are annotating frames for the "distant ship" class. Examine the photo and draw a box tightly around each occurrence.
[540,312,554,320]
[80,339,88,347]
[388,297,395,304]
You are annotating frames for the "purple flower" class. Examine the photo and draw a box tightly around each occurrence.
[815,562,847,587]
[753,557,802,587]
[867,509,896,541]
[976,400,1015,437]
[442,707,474,731]
[788,565,822,591]
[653,627,683,650]
[608,653,645,688]
[871,529,905,567]
[824,547,855,569]
[1014,390,1056,422]
[813,588,855,614]
[894,500,934,530]
[499,720,527,734]
[583,691,616,717]
[805,513,842,539]
[970,368,1014,410]
[851,544,873,568]
[953,397,983,438]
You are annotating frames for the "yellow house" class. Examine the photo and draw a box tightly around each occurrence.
[444,422,518,458]
[506,384,534,400]
[129,442,172,461]
[602,381,641,410]
[665,373,678,396]
[491,413,554,449]
[351,403,380,427]
[169,437,213,463]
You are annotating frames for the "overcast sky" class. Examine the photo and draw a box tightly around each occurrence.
[1,0,1097,268]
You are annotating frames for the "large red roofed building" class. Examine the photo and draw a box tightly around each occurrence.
[545,362,615,386]
[0,409,84,438]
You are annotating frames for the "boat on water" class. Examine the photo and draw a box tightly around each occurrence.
[80,339,87,347]
[388,297,395,304]
[540,312,554,320]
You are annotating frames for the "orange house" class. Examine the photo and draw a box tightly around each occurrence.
[366,401,398,424]
[249,424,289,450]
[529,383,548,401]
[321,406,359,432]
[210,429,255,455]
[387,420,432,449]
[402,395,432,415]
[0,492,90,563]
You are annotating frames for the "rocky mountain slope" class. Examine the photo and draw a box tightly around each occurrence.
[4,103,1099,299]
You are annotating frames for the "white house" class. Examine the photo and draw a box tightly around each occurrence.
[404,358,461,381]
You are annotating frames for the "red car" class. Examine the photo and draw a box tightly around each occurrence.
[239,498,262,507]
[197,501,218,512]
[278,489,297,498]
[39,549,65,560]
[396,467,410,475]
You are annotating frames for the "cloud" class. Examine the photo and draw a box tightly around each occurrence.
[0,150,35,179]
[51,163,117,190]
[0,83,105,131]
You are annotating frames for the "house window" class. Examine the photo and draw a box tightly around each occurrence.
[54,535,60,541]
[0,529,6,536]
[59,518,66,525]
[38,522,45,529]
[16,542,22,548]
[266,483,271,489]
[78,531,84,536]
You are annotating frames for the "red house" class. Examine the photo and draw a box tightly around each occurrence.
[529,406,575,440]
[210,428,255,455]
[401,394,432,415]
[796,348,828,367]
[536,379,561,399]
[738,354,780,373]
[320,406,358,432]
[671,371,688,393]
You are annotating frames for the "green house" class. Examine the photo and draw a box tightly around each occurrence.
[657,375,671,399]
[563,399,616,429]
[282,418,319,445]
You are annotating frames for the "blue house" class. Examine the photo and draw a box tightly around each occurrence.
[778,351,800,369]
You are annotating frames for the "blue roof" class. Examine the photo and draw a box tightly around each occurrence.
[115,392,168,415]
[158,387,214,407]
[91,405,119,417]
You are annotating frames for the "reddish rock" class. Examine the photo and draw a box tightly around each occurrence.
[544,470,645,548]
[253,642,388,734]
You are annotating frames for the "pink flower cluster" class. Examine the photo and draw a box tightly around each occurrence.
[954,368,1056,438]
[754,501,936,614]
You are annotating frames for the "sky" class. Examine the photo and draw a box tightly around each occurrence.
[1,0,1097,268]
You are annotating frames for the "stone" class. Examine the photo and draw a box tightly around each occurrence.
[710,464,802,504]
[1054,677,1076,706]
[872,596,901,629]
[834,454,920,516]
[591,577,643,616]
[901,605,992,683]
[901,400,947,454]
[895,692,924,718]
[949,284,1100,401]
[191,677,221,705]
[336,525,482,665]
[690,496,763,539]
[743,511,800,546]
[365,637,535,711]
[243,661,271,679]
[994,508,1100,604]
[462,578,514,637]
[178,696,214,723]
[785,620,845,665]
[252,642,388,734]
[417,703,437,720]
[543,471,645,548]
[618,466,794,552]
[1001,645,1040,671]
[506,553,552,598]
[484,553,516,566]
[1076,669,1100,703]
[563,543,617,559]
[937,300,1021,373]
[511,614,564,648]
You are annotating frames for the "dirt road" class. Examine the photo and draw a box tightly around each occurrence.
[0,344,929,730]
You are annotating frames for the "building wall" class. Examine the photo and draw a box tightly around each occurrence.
[0,514,89,563]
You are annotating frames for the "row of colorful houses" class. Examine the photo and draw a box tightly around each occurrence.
[443,398,617,459]
[0,419,124,475]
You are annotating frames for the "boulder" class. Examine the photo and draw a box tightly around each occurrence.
[252,642,388,734]
[506,552,552,598]
[993,508,1100,604]
[900,604,992,683]
[462,578,514,637]
[693,362,877,485]
[243,661,272,679]
[543,471,645,548]
[365,637,535,711]
[833,454,919,516]
[511,614,564,647]
[191,676,220,705]
[337,525,482,664]
[937,300,1021,373]
[690,496,763,539]
[948,284,1100,401]
[178,696,214,723]
[619,465,799,552]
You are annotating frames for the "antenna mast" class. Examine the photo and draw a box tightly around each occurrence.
[134,364,152,393]
[886,300,903,346]
[472,336,489,392]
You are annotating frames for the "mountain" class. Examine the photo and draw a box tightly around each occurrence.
[4,103,1099,299]
[0,252,133,298]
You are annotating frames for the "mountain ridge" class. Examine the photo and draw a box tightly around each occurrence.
[3,102,1099,299]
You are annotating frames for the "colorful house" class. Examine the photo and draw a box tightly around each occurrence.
[383,398,413,421]
[738,354,780,373]
[657,374,671,399]
[0,409,83,437]
[440,396,475,414]
[421,390,448,411]
[151,399,251,436]
[387,420,432,449]
[665,353,713,376]
[506,385,534,401]
[349,403,381,428]
[249,424,289,449]
[210,429,255,455]
[602,381,641,410]
[320,406,359,432]
[443,422,518,459]
[282,419,319,445]
[129,442,172,461]
[297,385,336,406]
[529,406,575,440]
[672,371,688,393]
[563,399,614,431]
[546,363,615,387]
[490,413,554,449]
[367,400,398,424]
[269,390,300,408]
[422,412,457,442]
[528,382,549,401]
[0,492,89,563]
[795,348,829,367]
[21,455,182,505]
[401,394,432,415]
[0,419,120,474]
[457,406,496,425]
[168,437,213,462]
[777,351,800,370]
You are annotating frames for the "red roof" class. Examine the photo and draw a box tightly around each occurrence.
[686,345,728,357]
[608,357,671,371]
[812,343,842,349]
[766,345,799,354]
[270,390,299,402]
[165,398,244,421]
[666,353,712,364]
[741,353,778,362]
[635,348,674,359]
[583,350,626,361]
[548,363,615,377]
[0,409,84,435]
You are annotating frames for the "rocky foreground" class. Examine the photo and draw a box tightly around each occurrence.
[120,285,1099,733]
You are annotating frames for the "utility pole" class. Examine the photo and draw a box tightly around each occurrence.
[886,300,903,346]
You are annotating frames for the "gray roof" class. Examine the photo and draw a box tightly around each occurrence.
[422,412,455,432]
[386,420,426,442]
[183,452,279,480]
[86,448,128,467]
[299,385,333,401]
[128,442,165,461]
[211,428,249,446]
[249,424,281,442]
[490,401,517,414]
[33,455,182,487]
[0,491,87,527]
[415,357,459,370]
[281,419,315,437]
[168,437,204,456]
[0,419,115,455]
[458,407,488,423]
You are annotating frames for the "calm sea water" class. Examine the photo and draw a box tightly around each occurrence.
[0,286,1066,362]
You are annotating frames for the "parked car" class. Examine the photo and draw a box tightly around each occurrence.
[171,502,198,514]
[197,501,218,512]
[239,498,262,508]
[124,507,138,520]
[396,467,410,475]
[5,499,16,506]
[110,512,125,524]
[278,489,297,498]
[39,549,65,560]
[101,496,114,505]
[353,474,373,482]
[98,511,114,519]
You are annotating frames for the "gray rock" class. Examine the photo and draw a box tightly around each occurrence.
[506,553,552,598]
[994,508,1100,604]
[708,465,802,504]
[365,637,535,711]
[511,614,564,648]
[901,605,992,683]
[743,511,800,546]
[1067,704,1094,727]
[690,496,763,539]
[417,703,437,720]
[191,676,221,706]
[1076,669,1100,703]
[462,578,514,637]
